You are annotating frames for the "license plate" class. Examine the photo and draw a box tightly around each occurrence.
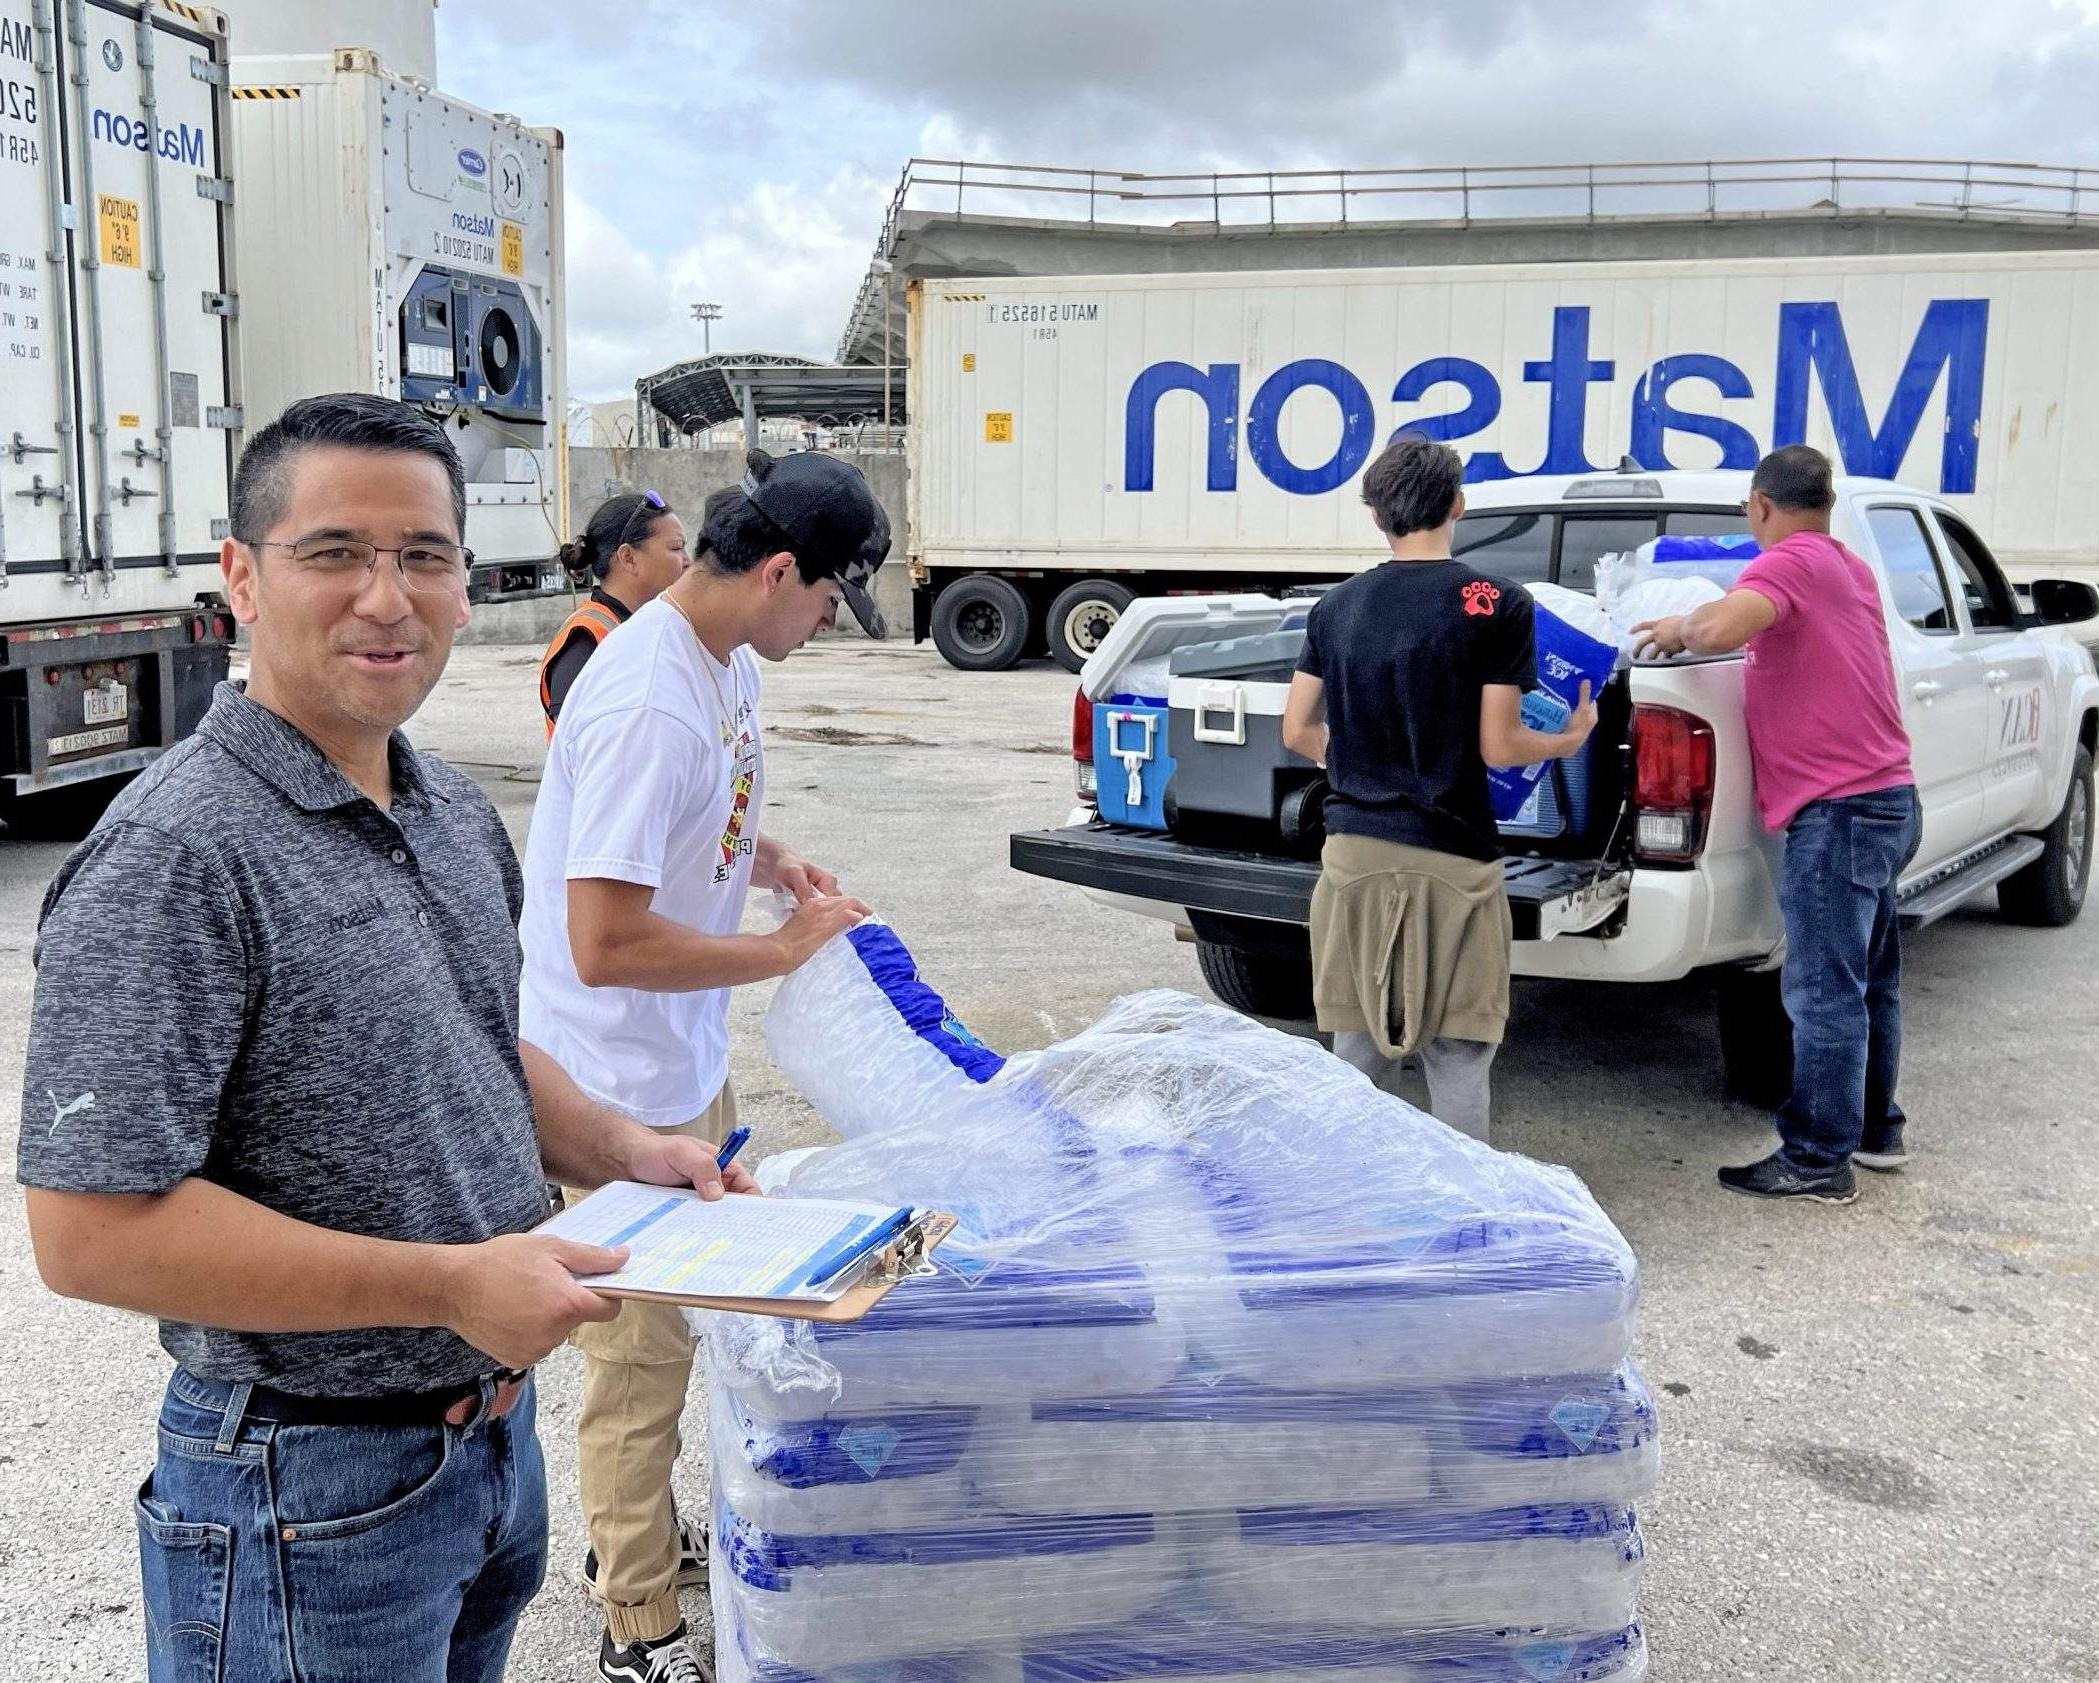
[84,683,128,726]
[48,724,129,757]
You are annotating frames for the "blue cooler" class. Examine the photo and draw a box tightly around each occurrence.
[1092,696,1173,830]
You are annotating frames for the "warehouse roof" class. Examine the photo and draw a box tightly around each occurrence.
[635,353,906,433]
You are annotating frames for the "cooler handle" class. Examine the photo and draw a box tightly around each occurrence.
[1192,684,1247,746]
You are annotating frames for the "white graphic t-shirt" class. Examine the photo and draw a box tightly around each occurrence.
[520,596,764,1125]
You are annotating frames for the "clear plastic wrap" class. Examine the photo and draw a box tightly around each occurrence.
[712,928,1655,1683]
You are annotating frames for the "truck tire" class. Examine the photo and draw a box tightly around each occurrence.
[1196,939,1315,1022]
[931,576,1031,672]
[1715,967,1793,1110]
[1998,744,2093,927]
[1046,579,1136,674]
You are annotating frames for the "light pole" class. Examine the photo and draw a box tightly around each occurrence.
[691,301,723,357]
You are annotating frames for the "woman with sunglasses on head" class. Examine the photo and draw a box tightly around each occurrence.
[539,490,689,738]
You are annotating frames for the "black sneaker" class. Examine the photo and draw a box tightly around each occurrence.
[1853,1121,1909,1173]
[583,1512,709,1599]
[1717,1151,1859,1204]
[598,1625,711,1683]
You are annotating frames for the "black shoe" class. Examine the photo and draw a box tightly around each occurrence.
[583,1511,709,1599]
[1854,1121,1909,1173]
[1717,1151,1859,1204]
[598,1624,712,1683]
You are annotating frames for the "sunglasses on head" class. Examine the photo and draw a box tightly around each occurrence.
[619,489,669,545]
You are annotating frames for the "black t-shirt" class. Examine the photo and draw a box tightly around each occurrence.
[1296,560,1537,862]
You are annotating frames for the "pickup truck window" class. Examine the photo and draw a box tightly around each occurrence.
[1453,512,1552,582]
[1560,515,1661,592]
[1867,505,1959,634]
[1932,512,2020,632]
[1664,510,1755,537]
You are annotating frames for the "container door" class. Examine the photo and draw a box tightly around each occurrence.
[68,0,233,575]
[0,0,81,574]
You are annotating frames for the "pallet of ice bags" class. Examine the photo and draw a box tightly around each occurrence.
[710,925,1654,1683]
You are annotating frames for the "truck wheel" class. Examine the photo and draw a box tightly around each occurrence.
[1196,939,1315,1022]
[931,576,1031,672]
[1715,967,1793,1110]
[1999,745,2093,927]
[1046,579,1135,674]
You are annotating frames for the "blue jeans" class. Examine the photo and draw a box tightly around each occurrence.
[1775,786,1923,1172]
[137,1367,548,1682]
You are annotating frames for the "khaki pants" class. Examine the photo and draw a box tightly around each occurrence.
[560,1082,735,1646]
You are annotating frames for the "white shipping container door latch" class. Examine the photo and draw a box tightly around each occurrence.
[201,292,237,318]
[196,177,232,204]
[190,57,227,87]
[1193,684,1249,746]
[10,432,59,464]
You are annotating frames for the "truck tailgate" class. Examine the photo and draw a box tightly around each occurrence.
[1011,825,1629,941]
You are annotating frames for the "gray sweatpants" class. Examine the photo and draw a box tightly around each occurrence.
[1332,1031,1498,1144]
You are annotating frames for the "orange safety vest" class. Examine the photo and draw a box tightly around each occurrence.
[538,599,624,739]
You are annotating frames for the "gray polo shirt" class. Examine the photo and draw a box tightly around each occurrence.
[17,683,549,1397]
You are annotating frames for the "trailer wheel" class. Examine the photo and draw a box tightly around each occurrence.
[1046,579,1136,674]
[1998,745,2092,927]
[931,576,1032,672]
[1196,939,1315,1022]
[1715,966,1793,1110]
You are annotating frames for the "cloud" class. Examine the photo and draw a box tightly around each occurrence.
[431,0,2099,400]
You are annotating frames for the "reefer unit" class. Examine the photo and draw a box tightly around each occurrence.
[229,47,566,598]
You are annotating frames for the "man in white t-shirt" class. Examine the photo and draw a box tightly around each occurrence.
[520,449,887,1683]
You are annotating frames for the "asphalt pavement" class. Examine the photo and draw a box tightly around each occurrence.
[1,637,2093,1681]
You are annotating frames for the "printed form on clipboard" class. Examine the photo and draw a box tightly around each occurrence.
[540,1181,946,1314]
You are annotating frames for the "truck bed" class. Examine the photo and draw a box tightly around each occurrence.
[1011,823,1630,942]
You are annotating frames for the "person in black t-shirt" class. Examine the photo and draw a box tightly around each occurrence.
[1282,438,1596,1141]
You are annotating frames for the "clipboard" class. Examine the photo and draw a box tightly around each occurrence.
[586,1209,959,1324]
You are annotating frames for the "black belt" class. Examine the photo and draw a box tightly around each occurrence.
[240,1368,530,1429]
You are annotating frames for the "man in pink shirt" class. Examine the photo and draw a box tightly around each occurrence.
[1635,446,1919,1204]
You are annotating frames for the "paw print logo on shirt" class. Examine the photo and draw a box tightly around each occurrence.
[1461,580,1502,617]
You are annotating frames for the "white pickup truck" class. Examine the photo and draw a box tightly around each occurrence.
[1010,469,2099,1100]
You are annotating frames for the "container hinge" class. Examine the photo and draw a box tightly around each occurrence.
[190,57,227,88]
[210,518,232,540]
[196,175,233,204]
[117,477,158,506]
[202,291,237,318]
[205,406,243,430]
[10,431,59,464]
[12,475,70,508]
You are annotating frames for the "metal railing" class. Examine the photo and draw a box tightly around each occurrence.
[838,154,2099,360]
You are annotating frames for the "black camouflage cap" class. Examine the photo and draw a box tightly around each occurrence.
[739,451,891,638]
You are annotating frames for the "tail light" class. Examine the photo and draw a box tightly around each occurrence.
[1632,705,1716,863]
[1072,689,1097,802]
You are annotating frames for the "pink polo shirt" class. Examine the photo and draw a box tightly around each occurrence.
[1733,531,1915,832]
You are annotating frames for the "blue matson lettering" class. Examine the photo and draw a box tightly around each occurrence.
[1125,298,1990,497]
[450,211,496,238]
[90,106,206,169]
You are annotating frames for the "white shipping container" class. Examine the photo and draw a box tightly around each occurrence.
[0,0,237,795]
[0,0,240,614]
[908,253,2099,668]
[229,48,567,594]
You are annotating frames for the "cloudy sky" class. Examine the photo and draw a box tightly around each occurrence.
[434,0,2099,401]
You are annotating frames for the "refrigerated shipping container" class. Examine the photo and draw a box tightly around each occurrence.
[907,253,2099,670]
[0,0,238,799]
[229,48,567,600]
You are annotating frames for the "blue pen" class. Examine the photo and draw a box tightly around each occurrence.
[715,1126,752,1174]
[797,1206,917,1293]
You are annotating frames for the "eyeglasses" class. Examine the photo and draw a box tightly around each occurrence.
[251,536,473,595]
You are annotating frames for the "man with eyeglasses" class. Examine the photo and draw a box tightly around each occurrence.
[17,392,755,1682]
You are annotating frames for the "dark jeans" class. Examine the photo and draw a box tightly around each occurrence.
[137,1367,548,1682]
[1775,786,1924,1172]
